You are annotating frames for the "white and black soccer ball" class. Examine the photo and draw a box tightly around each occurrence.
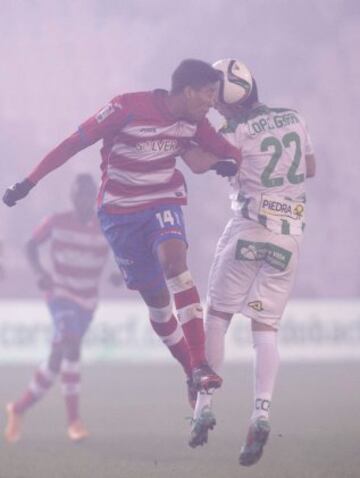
[213,58,253,105]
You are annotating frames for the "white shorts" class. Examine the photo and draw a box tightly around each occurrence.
[207,216,302,329]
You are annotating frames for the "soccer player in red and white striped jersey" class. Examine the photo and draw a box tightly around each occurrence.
[3,59,243,409]
[5,174,111,443]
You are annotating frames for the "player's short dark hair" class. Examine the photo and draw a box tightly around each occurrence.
[72,173,96,192]
[171,59,223,94]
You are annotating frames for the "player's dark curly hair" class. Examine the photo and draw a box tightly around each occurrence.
[171,59,223,94]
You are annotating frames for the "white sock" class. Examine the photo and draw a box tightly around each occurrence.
[251,330,279,421]
[193,313,230,419]
[194,389,214,419]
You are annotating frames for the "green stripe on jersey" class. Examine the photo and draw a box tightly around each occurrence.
[241,198,251,219]
[281,219,290,235]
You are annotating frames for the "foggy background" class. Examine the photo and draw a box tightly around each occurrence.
[1,0,359,299]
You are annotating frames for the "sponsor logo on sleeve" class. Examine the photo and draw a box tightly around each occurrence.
[96,103,117,123]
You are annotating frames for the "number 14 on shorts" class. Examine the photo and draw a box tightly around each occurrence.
[156,209,179,228]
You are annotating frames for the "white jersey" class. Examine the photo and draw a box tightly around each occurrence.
[221,104,314,235]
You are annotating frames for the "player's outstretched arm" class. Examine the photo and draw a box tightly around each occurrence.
[2,130,97,207]
[181,147,218,174]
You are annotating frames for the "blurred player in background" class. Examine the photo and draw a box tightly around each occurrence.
[3,59,242,405]
[189,59,316,465]
[4,173,118,443]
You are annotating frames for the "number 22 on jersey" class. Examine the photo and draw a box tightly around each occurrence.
[260,132,304,188]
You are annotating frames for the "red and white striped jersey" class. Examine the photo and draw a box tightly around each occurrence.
[32,212,108,310]
[78,90,241,213]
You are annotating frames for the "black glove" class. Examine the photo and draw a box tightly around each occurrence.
[3,179,34,207]
[210,160,239,177]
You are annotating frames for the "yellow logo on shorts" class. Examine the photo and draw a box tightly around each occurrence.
[248,300,264,311]
[293,204,304,218]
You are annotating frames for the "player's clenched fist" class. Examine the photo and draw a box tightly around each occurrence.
[2,179,34,207]
[210,159,239,177]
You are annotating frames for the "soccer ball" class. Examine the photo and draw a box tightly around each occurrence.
[212,58,253,104]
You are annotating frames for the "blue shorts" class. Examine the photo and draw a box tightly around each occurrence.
[98,204,187,291]
[47,298,94,343]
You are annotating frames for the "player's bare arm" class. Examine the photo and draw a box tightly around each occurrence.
[181,147,218,173]
[305,154,316,178]
[181,147,219,174]
[2,130,97,207]
[181,147,240,177]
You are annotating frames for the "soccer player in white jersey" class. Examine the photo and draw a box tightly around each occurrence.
[189,59,316,465]
[4,174,115,443]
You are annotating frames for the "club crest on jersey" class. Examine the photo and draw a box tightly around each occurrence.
[248,300,264,311]
[260,194,305,220]
[96,103,117,123]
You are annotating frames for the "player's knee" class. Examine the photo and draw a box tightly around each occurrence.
[63,336,82,361]
[161,259,187,279]
[157,242,187,278]
[251,319,278,333]
[140,286,171,308]
[64,346,81,362]
[48,343,64,373]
